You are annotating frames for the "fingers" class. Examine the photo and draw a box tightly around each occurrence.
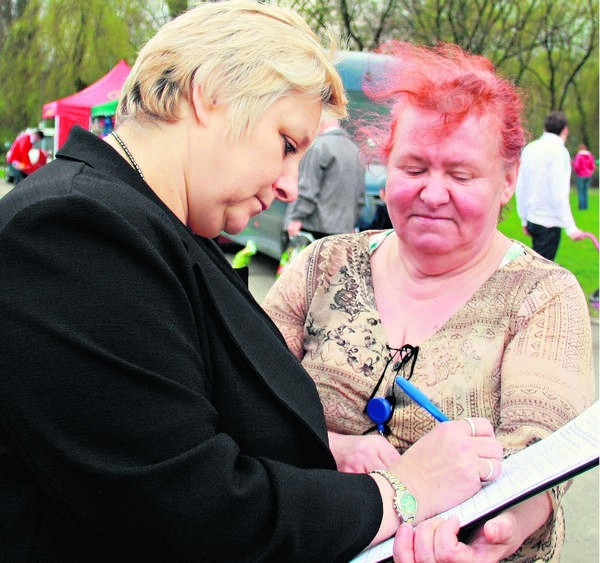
[329,432,401,473]
[378,438,404,468]
[462,417,494,437]
[482,515,513,545]
[413,517,443,562]
[405,513,518,563]
[463,418,503,482]
[440,418,503,460]
[464,417,477,437]
[431,516,462,562]
[411,516,463,563]
[393,523,415,563]
[479,458,497,482]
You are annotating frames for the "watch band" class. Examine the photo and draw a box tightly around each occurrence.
[370,469,417,524]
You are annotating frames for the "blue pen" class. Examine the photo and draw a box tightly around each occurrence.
[395,376,450,422]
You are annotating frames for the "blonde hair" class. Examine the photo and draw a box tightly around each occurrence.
[118,0,346,139]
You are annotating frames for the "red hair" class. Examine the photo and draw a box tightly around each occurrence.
[359,42,526,166]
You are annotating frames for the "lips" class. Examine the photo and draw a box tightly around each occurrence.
[412,213,451,222]
[256,197,270,212]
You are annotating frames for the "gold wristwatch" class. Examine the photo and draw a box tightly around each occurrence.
[370,469,417,524]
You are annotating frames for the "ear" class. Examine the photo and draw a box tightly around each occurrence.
[500,162,518,206]
[190,83,211,125]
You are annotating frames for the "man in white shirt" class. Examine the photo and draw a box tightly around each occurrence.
[515,111,585,260]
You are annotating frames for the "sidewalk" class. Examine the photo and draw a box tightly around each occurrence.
[561,316,598,562]
[0,179,11,198]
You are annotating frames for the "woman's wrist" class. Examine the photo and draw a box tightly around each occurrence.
[370,469,418,524]
[369,472,401,546]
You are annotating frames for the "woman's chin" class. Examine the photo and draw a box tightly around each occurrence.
[223,219,250,236]
[404,231,457,255]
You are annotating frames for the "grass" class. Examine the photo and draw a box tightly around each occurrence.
[498,187,599,318]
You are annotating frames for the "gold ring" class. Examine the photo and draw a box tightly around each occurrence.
[465,417,477,437]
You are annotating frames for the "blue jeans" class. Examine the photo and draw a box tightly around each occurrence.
[576,176,590,210]
[7,163,26,184]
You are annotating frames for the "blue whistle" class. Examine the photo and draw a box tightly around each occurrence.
[366,397,393,434]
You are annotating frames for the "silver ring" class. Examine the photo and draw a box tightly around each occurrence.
[482,459,494,481]
[465,417,477,437]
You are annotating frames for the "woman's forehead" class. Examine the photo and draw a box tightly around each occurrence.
[391,108,504,164]
[395,107,499,145]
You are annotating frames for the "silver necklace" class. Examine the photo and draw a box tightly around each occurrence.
[112,131,145,181]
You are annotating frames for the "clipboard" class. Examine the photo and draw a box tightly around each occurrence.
[350,401,600,563]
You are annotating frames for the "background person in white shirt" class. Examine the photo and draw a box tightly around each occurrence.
[515,111,585,260]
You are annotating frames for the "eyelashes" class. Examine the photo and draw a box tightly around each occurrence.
[283,135,297,156]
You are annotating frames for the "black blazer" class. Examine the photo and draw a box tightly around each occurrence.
[0,127,380,562]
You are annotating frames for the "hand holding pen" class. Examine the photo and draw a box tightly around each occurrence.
[361,375,502,487]
[395,375,499,483]
[379,414,504,523]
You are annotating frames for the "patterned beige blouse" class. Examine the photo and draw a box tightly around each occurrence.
[263,231,594,562]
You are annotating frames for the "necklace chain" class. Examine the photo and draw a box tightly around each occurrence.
[112,131,145,181]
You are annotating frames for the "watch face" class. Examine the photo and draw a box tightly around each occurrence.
[395,491,417,522]
[400,493,417,515]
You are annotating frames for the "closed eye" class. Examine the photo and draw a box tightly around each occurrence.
[404,166,425,176]
[450,171,473,182]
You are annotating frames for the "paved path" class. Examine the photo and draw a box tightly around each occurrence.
[0,180,11,198]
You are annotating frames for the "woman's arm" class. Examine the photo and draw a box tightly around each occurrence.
[485,260,594,559]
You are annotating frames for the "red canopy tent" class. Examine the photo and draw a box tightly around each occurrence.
[42,60,131,152]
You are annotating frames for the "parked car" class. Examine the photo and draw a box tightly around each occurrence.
[221,50,391,260]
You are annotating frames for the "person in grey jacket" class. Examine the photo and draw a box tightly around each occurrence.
[285,116,365,239]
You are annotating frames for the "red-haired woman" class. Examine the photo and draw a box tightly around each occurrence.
[264,42,593,562]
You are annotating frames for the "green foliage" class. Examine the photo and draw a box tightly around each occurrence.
[39,0,131,89]
[166,0,188,18]
[0,0,162,144]
[498,189,599,317]
[0,0,44,134]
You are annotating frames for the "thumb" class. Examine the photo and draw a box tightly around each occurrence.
[483,513,516,545]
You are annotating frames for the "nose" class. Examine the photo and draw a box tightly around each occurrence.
[272,165,299,203]
[419,172,450,207]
